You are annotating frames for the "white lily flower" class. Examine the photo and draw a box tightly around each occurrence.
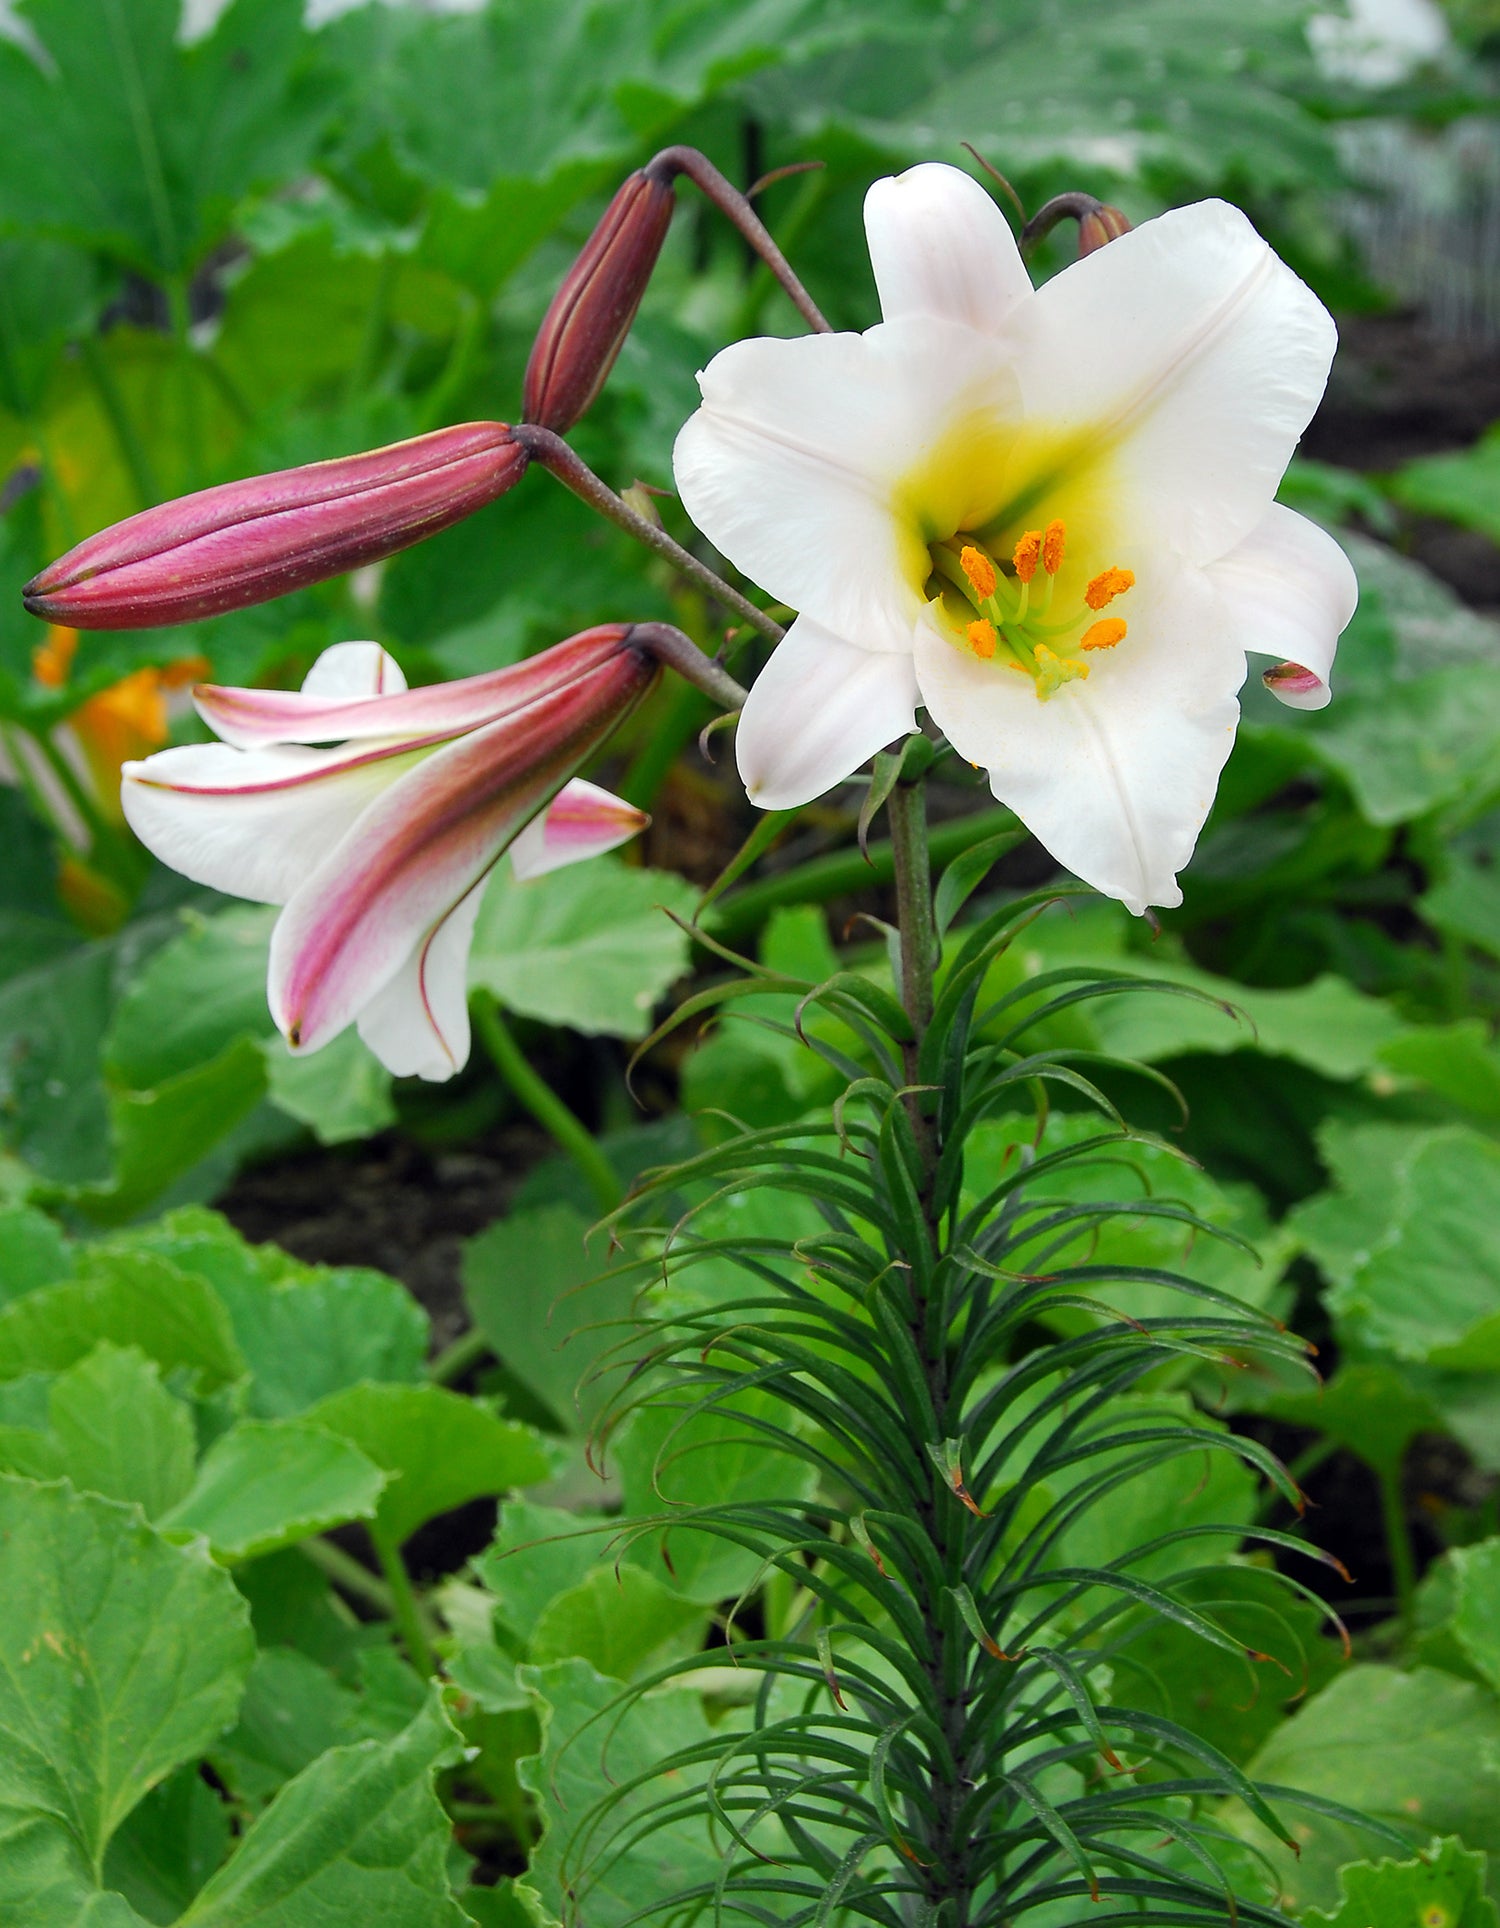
[122,636,653,1081]
[674,163,1358,914]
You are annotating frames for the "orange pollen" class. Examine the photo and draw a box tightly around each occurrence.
[1080,617,1127,651]
[1084,566,1134,611]
[1012,530,1042,583]
[966,619,997,659]
[960,545,997,600]
[1041,519,1067,576]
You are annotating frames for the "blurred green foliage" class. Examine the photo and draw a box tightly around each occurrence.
[1,0,1500,1921]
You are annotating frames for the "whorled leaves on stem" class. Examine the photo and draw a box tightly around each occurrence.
[520,867,1403,1928]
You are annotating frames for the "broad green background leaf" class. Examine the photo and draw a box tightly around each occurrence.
[102,1766,232,1928]
[1232,1667,1500,1912]
[305,1382,551,1548]
[1292,1123,1500,1367]
[616,1387,820,1605]
[1306,1836,1499,1928]
[120,1209,428,1418]
[0,1204,71,1305]
[47,1343,196,1518]
[162,1419,388,1562]
[209,1648,359,1809]
[469,856,697,1037]
[0,1248,244,1388]
[519,1658,724,1928]
[462,1202,641,1432]
[179,1693,468,1927]
[0,1475,254,1916]
[1416,1539,1500,1697]
[1392,429,1500,544]
[0,0,339,277]
[529,1566,706,1680]
[1108,1566,1345,1774]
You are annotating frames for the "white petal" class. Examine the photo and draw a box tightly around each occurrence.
[674,316,1017,648]
[1205,503,1357,711]
[1004,200,1337,565]
[355,880,486,1082]
[120,740,420,905]
[913,567,1243,915]
[864,163,1033,335]
[300,640,408,699]
[267,714,567,1056]
[736,616,920,811]
[509,779,647,880]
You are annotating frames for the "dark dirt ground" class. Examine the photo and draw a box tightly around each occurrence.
[218,306,1500,1601]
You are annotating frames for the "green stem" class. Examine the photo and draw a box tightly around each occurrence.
[301,1536,395,1616]
[1379,1460,1417,1627]
[471,995,623,1216]
[707,804,1018,942]
[517,426,784,645]
[79,332,160,508]
[428,1327,492,1386]
[371,1526,437,1679]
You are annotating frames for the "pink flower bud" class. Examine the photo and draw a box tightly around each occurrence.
[1076,203,1132,256]
[23,424,529,630]
[522,164,676,434]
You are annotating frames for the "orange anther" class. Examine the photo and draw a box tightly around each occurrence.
[1041,518,1067,575]
[960,544,997,600]
[967,619,997,659]
[1012,530,1042,583]
[1080,617,1127,651]
[1084,566,1135,610]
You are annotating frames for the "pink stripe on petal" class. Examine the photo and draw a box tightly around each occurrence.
[1261,660,1330,709]
[197,624,636,748]
[509,777,648,879]
[269,641,656,1055]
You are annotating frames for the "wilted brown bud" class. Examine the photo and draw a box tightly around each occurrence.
[1022,192,1133,261]
[522,164,676,435]
[24,423,529,630]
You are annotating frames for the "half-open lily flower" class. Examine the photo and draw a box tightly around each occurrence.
[673,163,1358,914]
[122,633,655,1080]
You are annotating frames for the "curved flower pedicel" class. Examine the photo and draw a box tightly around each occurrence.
[122,633,656,1081]
[674,163,1358,914]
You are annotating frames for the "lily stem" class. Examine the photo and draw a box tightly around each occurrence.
[516,425,784,645]
[471,994,623,1216]
[888,769,940,1191]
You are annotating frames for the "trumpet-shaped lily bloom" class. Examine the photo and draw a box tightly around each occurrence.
[122,634,655,1080]
[674,163,1358,913]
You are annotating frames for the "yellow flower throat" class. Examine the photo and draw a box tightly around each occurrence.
[932,519,1134,699]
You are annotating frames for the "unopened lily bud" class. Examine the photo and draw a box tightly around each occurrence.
[23,424,529,630]
[1076,203,1131,256]
[1022,192,1132,261]
[523,164,676,435]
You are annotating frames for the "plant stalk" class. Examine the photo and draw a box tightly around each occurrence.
[886,763,973,1927]
[371,1525,438,1679]
[471,994,623,1216]
[515,425,784,644]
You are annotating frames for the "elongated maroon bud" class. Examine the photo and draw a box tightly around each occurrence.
[523,165,676,435]
[23,424,529,630]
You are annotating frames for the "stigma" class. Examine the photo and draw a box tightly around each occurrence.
[932,518,1135,700]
